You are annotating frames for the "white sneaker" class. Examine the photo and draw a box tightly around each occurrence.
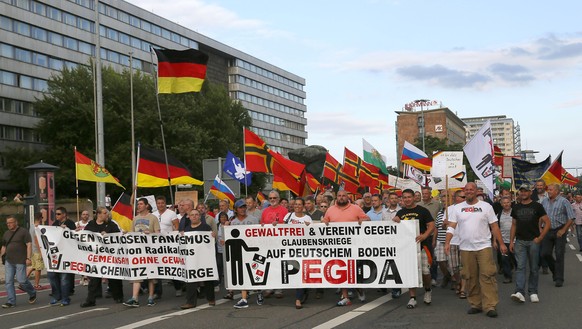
[407,298,417,309]
[423,290,432,305]
[511,292,525,303]
[530,294,539,303]
[357,290,366,302]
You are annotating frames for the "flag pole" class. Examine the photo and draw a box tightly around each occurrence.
[243,127,248,197]
[74,146,80,223]
[149,48,175,208]
[133,143,141,220]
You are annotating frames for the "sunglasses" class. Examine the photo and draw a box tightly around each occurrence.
[55,213,63,215]
[269,197,278,200]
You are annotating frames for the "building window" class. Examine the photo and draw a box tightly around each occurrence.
[14,48,31,62]
[19,75,33,89]
[0,43,13,58]
[63,12,77,26]
[31,26,47,41]
[47,7,61,21]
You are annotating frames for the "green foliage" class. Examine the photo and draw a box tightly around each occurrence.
[3,64,252,198]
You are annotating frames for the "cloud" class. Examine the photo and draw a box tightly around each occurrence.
[396,65,491,88]
[487,63,535,82]
[333,34,582,90]
[307,112,389,137]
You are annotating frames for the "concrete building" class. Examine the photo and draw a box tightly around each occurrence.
[0,0,306,190]
[394,107,466,163]
[462,115,520,156]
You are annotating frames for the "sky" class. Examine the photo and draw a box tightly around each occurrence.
[128,0,582,173]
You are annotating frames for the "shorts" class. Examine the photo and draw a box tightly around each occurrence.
[434,241,448,262]
[420,248,430,275]
[448,245,460,273]
[31,252,44,271]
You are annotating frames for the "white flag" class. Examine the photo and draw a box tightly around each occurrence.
[463,120,494,198]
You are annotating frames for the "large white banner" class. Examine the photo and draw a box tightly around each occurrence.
[464,120,494,197]
[223,221,421,290]
[36,226,218,282]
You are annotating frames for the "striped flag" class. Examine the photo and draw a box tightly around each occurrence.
[75,148,124,188]
[209,175,236,208]
[110,193,133,232]
[153,48,209,94]
[136,145,203,187]
[401,141,432,171]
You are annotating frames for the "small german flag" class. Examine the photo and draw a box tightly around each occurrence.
[153,48,209,94]
[110,192,133,232]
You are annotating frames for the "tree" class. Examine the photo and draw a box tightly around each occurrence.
[4,64,252,199]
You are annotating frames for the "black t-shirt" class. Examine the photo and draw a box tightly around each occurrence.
[183,221,211,233]
[512,201,547,241]
[84,220,120,234]
[396,205,434,248]
[53,219,76,230]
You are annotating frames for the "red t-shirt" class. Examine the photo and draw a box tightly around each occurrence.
[260,205,288,224]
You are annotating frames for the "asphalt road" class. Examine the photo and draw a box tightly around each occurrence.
[1,237,581,329]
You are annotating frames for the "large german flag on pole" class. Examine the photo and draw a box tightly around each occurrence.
[153,48,209,94]
[136,145,203,187]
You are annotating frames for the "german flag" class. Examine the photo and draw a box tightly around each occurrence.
[256,191,266,204]
[110,193,133,232]
[154,48,209,94]
[136,145,203,187]
[323,153,342,184]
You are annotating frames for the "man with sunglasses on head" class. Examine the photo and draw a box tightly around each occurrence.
[260,191,288,298]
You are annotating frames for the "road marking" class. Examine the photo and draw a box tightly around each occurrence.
[312,289,408,329]
[576,254,582,262]
[11,308,108,328]
[567,237,570,243]
[569,244,576,250]
[0,305,52,317]
[115,294,241,329]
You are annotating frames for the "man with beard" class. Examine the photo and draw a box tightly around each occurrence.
[323,190,369,306]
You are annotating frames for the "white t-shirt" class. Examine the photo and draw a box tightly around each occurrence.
[449,200,497,251]
[446,204,460,246]
[284,213,312,225]
[153,209,178,234]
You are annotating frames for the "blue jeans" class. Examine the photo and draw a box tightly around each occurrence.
[514,239,540,295]
[48,272,71,302]
[4,261,36,305]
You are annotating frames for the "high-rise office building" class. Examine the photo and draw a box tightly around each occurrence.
[0,0,307,190]
[462,115,520,156]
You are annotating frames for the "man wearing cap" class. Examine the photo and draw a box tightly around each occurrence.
[540,183,575,287]
[227,199,263,308]
[509,184,550,303]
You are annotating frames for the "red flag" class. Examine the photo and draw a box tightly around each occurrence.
[343,147,378,188]
[244,128,272,173]
[323,153,342,184]
[493,146,504,166]
[541,151,579,187]
[110,193,133,232]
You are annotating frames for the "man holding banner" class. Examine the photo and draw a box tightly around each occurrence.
[392,189,435,309]
[323,190,370,306]
[81,207,124,307]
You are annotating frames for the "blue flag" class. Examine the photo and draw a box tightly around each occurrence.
[223,151,252,186]
[512,155,551,187]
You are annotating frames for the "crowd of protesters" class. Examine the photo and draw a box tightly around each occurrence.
[1,181,578,318]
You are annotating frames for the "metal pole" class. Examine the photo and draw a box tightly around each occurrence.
[129,52,136,189]
[421,103,425,153]
[94,0,105,206]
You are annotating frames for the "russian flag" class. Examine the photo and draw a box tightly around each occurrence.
[209,175,236,209]
[401,141,432,171]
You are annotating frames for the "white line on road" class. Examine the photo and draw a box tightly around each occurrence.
[576,254,582,262]
[569,244,576,250]
[0,304,52,318]
[115,294,241,329]
[567,237,570,243]
[11,308,109,329]
[312,289,408,329]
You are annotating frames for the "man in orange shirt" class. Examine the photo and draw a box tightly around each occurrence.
[322,190,370,306]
